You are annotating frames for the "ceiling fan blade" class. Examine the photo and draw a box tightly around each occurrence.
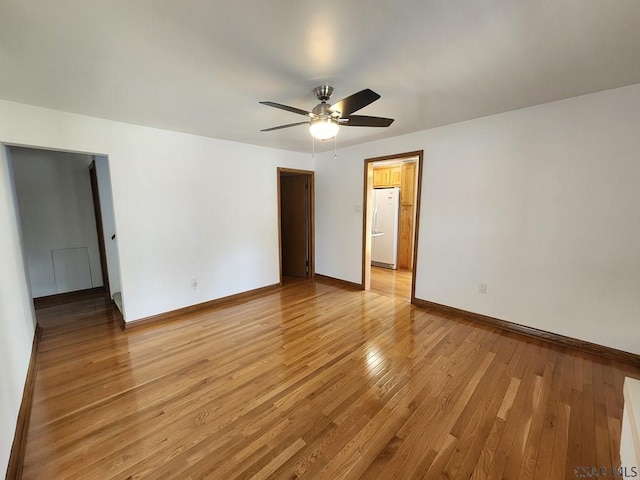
[342,115,394,127]
[259,101,311,117]
[261,121,309,132]
[329,89,380,117]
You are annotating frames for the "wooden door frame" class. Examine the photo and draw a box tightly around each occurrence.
[89,159,110,298]
[361,150,424,303]
[277,167,315,284]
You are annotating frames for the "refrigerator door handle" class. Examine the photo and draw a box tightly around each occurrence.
[372,207,378,234]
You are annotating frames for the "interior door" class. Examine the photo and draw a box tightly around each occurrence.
[280,174,308,277]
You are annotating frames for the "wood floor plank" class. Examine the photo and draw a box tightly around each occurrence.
[21,279,640,479]
[592,359,612,470]
[516,360,555,480]
[566,387,584,478]
[533,349,565,480]
[547,350,574,480]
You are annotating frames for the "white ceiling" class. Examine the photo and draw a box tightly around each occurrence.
[1,1,640,153]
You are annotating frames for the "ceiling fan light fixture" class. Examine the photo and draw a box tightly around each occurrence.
[309,117,339,140]
[260,86,393,139]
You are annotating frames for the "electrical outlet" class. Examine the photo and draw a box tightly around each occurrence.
[191,278,198,290]
[479,282,487,294]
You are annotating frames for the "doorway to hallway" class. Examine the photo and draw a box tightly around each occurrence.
[7,146,123,314]
[362,151,424,302]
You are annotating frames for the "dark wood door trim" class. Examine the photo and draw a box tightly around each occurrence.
[277,168,315,284]
[89,160,110,298]
[362,150,424,303]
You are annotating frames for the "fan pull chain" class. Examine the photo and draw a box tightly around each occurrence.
[312,136,315,158]
[334,135,337,159]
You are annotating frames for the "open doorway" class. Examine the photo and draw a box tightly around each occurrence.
[362,151,423,302]
[8,146,123,313]
[278,168,314,283]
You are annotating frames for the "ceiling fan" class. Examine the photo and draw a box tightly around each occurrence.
[260,86,394,140]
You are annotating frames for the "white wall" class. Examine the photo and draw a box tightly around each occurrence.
[0,146,37,476]
[315,83,640,355]
[11,148,104,297]
[0,99,311,323]
[94,155,122,297]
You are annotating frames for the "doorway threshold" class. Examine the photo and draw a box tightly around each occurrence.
[369,266,411,302]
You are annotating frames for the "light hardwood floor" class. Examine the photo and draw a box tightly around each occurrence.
[24,279,640,479]
[369,266,412,301]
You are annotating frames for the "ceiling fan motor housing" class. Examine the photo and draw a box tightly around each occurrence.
[313,85,334,102]
[312,102,340,120]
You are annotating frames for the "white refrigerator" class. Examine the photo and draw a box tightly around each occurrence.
[371,187,400,269]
